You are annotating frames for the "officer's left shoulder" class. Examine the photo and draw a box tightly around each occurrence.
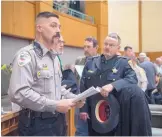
[87,55,100,62]
[17,51,32,67]
[117,56,133,65]
[117,55,129,60]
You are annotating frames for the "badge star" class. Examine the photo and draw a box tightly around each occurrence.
[112,68,118,73]
[88,70,94,73]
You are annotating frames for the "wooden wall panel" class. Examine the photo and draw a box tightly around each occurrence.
[2,1,14,35]
[68,108,76,136]
[2,0,97,47]
[85,1,101,25]
[85,1,108,53]
[2,1,35,39]
[54,11,97,47]
[98,25,108,53]
[146,52,162,61]
[13,1,35,39]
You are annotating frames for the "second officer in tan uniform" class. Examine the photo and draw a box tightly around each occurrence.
[8,11,84,136]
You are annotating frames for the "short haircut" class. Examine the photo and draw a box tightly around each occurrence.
[124,46,132,51]
[85,36,98,47]
[108,33,121,44]
[36,11,59,20]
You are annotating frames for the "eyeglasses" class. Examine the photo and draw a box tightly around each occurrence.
[104,42,117,47]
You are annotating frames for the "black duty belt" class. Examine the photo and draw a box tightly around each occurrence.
[21,108,60,119]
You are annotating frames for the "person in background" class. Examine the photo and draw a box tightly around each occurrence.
[124,45,133,58]
[75,36,98,65]
[129,52,148,92]
[75,36,98,136]
[153,57,162,104]
[138,52,147,63]
[139,52,157,104]
[154,58,162,76]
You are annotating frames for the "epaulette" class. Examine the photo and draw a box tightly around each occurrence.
[87,55,100,61]
[117,55,128,59]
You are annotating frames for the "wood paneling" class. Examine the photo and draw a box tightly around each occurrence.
[2,0,97,47]
[2,1,35,39]
[55,10,97,47]
[68,108,76,136]
[13,1,35,39]
[39,1,53,12]
[2,1,14,35]
[43,1,53,7]
[85,1,101,25]
[85,1,108,53]
[98,25,108,53]
[1,112,19,136]
[146,52,162,61]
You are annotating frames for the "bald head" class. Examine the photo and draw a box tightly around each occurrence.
[155,58,162,66]
[160,56,162,60]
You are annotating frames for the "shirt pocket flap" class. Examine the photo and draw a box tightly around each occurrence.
[37,70,53,79]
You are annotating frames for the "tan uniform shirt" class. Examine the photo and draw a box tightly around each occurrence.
[8,42,76,113]
[129,61,148,91]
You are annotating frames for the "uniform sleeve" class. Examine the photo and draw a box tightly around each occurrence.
[8,51,58,112]
[154,63,158,75]
[111,60,138,92]
[79,63,89,113]
[61,86,77,99]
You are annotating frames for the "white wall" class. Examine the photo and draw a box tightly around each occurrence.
[108,1,139,52]
[1,35,30,65]
[60,46,84,66]
[142,1,162,52]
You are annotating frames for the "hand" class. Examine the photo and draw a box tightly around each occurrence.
[75,99,86,108]
[79,112,90,121]
[100,84,114,97]
[61,85,67,91]
[56,99,76,113]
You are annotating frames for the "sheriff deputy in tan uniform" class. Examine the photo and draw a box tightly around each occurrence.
[8,11,84,136]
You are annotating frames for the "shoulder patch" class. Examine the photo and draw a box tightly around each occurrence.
[17,51,31,67]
